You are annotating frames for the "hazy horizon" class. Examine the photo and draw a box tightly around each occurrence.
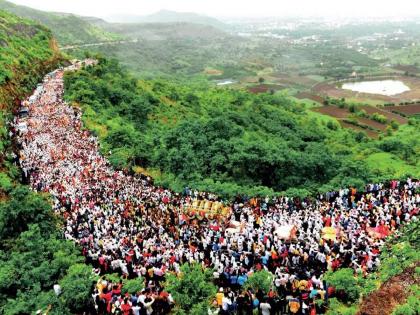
[6,0,420,20]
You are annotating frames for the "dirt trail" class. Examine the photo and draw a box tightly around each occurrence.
[357,263,420,315]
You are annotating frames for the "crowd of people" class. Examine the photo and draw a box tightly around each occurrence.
[13,61,419,315]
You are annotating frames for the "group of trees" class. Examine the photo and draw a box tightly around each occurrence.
[64,58,379,197]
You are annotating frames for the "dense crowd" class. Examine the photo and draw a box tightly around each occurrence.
[13,62,419,315]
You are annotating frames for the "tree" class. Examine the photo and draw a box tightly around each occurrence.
[165,263,216,314]
[244,270,274,293]
[59,264,97,313]
[324,268,361,303]
[122,277,144,295]
[0,186,55,239]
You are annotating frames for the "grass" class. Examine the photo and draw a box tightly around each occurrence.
[364,152,420,178]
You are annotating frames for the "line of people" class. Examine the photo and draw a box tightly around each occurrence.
[13,62,419,314]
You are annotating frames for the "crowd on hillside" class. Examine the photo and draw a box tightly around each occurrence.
[13,62,419,315]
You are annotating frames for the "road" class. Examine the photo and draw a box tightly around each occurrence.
[60,38,138,50]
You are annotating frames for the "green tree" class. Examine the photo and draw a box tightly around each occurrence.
[165,263,216,314]
[244,269,274,293]
[324,268,360,303]
[59,264,96,313]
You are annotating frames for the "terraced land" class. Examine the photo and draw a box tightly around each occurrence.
[383,104,420,116]
[312,104,409,137]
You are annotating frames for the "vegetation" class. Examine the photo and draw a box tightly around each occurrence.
[165,263,217,314]
[64,58,420,197]
[64,58,377,196]
[244,270,274,293]
[0,0,120,45]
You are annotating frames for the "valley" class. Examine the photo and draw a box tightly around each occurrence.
[0,1,419,315]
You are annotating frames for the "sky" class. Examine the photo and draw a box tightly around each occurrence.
[8,0,420,19]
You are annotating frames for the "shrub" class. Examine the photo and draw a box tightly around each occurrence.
[371,113,388,124]
[244,269,274,293]
[0,172,13,192]
[165,263,216,314]
[324,268,361,303]
[122,278,144,295]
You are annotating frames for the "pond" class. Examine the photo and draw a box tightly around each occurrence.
[341,80,410,96]
[215,79,235,86]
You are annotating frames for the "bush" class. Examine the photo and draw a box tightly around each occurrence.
[393,303,416,315]
[371,113,388,124]
[0,172,12,192]
[59,264,97,313]
[165,263,216,314]
[244,269,274,293]
[324,269,360,303]
[327,120,339,130]
[122,278,144,295]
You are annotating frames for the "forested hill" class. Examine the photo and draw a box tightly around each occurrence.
[63,58,419,197]
[0,9,63,106]
[0,0,120,45]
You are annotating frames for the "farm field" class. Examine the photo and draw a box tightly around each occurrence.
[295,91,325,104]
[358,105,408,124]
[383,104,420,116]
[247,83,284,94]
[338,121,379,138]
[312,103,409,137]
[356,117,387,131]
[312,106,350,119]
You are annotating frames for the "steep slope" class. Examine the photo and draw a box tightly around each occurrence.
[0,0,120,45]
[0,9,64,108]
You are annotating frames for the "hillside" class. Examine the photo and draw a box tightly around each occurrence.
[0,0,120,45]
[100,21,228,40]
[0,9,63,105]
[324,220,420,315]
[105,9,227,29]
[63,58,420,196]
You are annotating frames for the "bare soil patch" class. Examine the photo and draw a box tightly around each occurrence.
[247,84,283,94]
[295,92,325,103]
[356,117,387,131]
[312,106,350,119]
[358,105,408,124]
[383,104,420,116]
[339,121,379,138]
[358,264,420,315]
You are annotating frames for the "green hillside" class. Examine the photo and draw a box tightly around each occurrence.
[0,0,120,45]
[63,58,420,197]
[0,9,63,104]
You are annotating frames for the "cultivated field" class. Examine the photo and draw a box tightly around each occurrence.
[358,105,408,124]
[382,104,420,116]
[312,103,409,137]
